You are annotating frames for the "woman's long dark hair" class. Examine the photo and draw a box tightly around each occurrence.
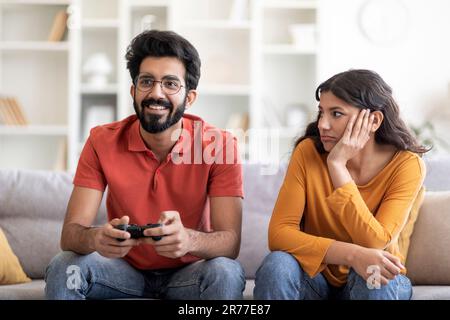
[294,69,430,155]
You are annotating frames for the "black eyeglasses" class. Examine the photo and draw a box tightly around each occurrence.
[134,75,184,95]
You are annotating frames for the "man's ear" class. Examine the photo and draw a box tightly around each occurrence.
[130,85,135,98]
[370,110,384,132]
[185,89,197,110]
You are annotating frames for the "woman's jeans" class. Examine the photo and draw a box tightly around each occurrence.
[254,251,412,300]
[45,251,245,300]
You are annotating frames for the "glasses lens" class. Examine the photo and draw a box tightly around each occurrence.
[162,79,181,95]
[136,76,153,92]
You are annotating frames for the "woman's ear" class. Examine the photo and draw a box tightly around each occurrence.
[370,110,384,132]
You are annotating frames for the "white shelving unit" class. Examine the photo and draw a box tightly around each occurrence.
[0,0,72,170]
[0,41,69,51]
[1,0,319,171]
[252,0,319,162]
[64,0,121,171]
[0,125,68,136]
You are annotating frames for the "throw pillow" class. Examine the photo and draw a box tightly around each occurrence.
[405,190,450,284]
[398,186,425,260]
[0,227,32,285]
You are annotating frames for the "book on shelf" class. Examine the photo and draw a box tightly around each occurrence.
[0,96,28,125]
[0,99,12,124]
[48,10,69,42]
[53,138,68,171]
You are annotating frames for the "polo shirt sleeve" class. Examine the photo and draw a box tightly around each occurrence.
[73,135,107,192]
[207,134,243,198]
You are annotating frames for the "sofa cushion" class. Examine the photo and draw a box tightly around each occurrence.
[0,227,31,285]
[0,279,46,300]
[423,156,450,191]
[0,169,107,279]
[238,163,286,279]
[398,186,425,260]
[406,191,450,285]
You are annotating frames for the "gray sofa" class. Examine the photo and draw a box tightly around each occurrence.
[1,159,450,300]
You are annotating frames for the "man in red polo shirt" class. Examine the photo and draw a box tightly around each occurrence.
[45,30,245,300]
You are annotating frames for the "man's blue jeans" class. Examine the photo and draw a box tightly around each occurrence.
[254,251,412,300]
[45,251,245,300]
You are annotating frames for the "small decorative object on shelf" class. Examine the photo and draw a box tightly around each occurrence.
[82,53,113,87]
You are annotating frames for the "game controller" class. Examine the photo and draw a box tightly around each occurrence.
[114,223,163,241]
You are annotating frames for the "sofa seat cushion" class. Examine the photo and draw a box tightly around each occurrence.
[244,279,255,300]
[0,279,46,300]
[412,286,450,300]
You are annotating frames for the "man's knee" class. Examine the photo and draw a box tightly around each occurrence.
[200,257,245,299]
[46,251,83,279]
[45,251,97,299]
[205,257,245,284]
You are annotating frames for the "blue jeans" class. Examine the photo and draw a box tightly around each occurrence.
[45,251,245,300]
[254,251,412,300]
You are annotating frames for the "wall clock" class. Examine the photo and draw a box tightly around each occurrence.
[358,0,409,46]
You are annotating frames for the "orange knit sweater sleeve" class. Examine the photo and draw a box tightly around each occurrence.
[325,156,425,249]
[268,143,335,278]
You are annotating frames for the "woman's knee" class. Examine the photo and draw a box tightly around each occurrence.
[256,251,303,282]
[346,268,412,300]
[254,251,307,299]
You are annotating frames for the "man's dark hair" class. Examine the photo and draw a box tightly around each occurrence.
[125,30,201,91]
[295,69,430,155]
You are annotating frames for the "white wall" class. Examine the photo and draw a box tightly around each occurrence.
[317,0,450,132]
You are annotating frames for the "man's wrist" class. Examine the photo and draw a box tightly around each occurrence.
[186,228,201,254]
[86,226,98,252]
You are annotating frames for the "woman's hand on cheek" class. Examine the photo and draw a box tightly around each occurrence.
[327,109,375,165]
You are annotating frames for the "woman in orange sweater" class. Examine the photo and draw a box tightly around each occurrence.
[253,69,428,300]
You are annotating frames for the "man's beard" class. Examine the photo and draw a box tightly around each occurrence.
[133,97,186,134]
